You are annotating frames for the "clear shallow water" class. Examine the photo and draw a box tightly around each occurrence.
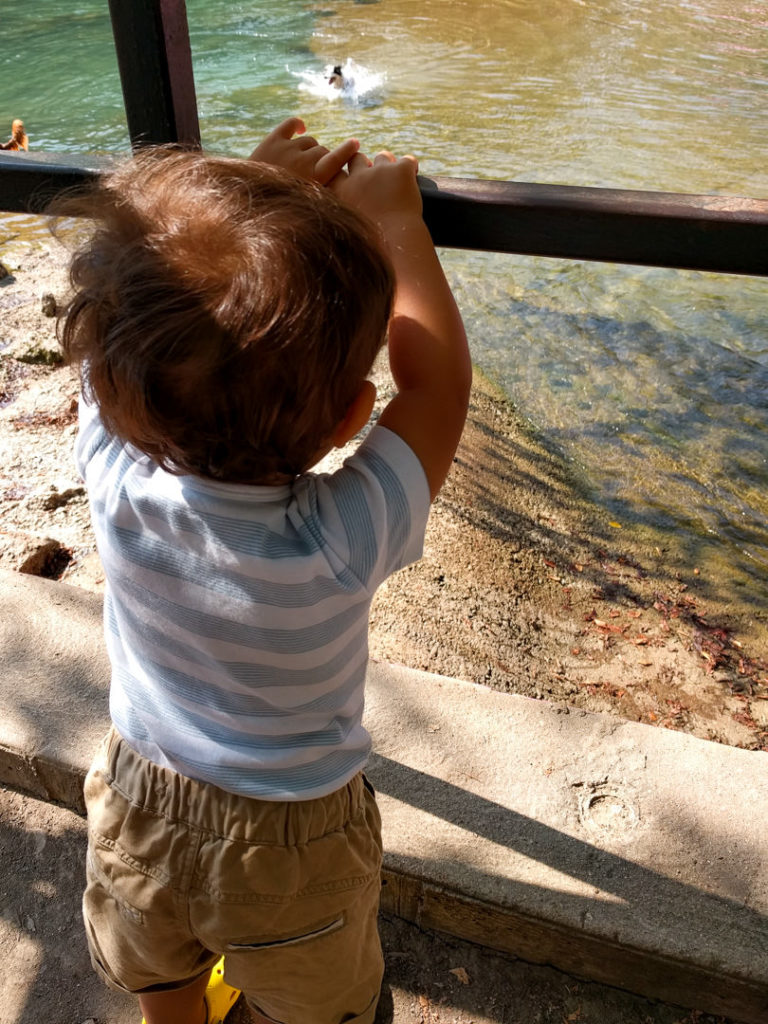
[1,0,767,605]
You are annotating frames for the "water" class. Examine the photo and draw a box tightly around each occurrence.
[1,0,767,609]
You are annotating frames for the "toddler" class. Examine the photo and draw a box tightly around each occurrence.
[61,118,471,1024]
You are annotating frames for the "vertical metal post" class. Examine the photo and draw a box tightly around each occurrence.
[107,0,201,149]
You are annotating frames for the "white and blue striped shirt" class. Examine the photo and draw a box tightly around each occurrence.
[76,398,430,800]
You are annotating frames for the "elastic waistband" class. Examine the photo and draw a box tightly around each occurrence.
[97,727,368,846]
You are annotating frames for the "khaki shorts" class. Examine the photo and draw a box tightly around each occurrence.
[82,728,384,1024]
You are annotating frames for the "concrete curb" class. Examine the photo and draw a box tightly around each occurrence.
[1,568,766,1023]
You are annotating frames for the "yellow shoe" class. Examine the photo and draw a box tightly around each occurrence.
[205,957,241,1023]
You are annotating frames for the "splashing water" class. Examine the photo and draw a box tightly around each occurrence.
[293,59,385,107]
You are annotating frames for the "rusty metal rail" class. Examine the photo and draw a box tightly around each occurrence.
[420,178,768,276]
[1,0,767,278]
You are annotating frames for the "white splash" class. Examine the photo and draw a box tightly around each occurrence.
[293,58,385,107]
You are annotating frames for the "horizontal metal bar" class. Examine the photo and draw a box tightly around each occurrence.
[2,153,767,277]
[420,176,768,276]
[0,153,103,214]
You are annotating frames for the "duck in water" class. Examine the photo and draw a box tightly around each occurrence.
[328,65,344,89]
[0,119,28,151]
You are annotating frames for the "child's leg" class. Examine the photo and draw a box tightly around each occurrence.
[139,968,210,1024]
[247,1010,274,1024]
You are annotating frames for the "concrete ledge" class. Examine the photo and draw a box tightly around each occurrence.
[1,568,766,1023]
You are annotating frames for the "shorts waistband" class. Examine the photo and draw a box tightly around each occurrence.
[97,727,369,846]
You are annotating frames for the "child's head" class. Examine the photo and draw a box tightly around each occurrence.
[59,148,395,482]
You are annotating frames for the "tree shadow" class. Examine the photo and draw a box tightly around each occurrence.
[0,786,134,1024]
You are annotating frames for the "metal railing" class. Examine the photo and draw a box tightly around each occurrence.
[1,0,767,278]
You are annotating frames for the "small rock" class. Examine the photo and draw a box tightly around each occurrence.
[40,292,57,317]
[750,701,768,729]
[42,486,85,511]
[16,343,64,366]
[0,261,10,280]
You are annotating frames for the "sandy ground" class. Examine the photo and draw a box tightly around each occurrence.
[1,230,767,753]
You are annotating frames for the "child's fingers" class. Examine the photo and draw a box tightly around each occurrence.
[270,116,306,139]
[295,134,322,151]
[313,138,361,184]
[346,151,374,174]
[372,152,419,174]
[248,118,309,162]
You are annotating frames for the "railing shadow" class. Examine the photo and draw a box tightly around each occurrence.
[370,754,766,940]
[366,752,768,1022]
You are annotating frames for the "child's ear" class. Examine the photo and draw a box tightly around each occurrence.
[331,380,377,448]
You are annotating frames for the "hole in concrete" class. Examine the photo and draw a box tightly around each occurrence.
[578,784,639,836]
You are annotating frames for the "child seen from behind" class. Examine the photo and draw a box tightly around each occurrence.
[61,118,471,1024]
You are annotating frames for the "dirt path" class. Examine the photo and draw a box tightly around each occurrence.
[1,230,766,753]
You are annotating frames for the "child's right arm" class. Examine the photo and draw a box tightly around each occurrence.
[332,152,472,501]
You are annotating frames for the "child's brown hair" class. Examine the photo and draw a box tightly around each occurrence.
[59,149,395,482]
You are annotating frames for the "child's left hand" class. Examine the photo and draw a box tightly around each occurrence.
[249,117,360,186]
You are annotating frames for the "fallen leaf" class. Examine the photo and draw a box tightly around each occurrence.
[449,966,470,985]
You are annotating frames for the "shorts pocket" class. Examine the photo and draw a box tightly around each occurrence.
[225,912,346,951]
[86,841,146,925]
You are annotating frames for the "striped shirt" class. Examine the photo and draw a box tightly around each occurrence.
[75,398,430,800]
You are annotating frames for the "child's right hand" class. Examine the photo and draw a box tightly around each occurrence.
[333,147,472,504]
[329,150,423,236]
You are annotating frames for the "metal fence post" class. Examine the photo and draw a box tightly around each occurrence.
[107,0,200,148]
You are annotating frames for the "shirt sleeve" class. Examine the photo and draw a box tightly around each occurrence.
[308,425,431,593]
[73,393,112,480]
